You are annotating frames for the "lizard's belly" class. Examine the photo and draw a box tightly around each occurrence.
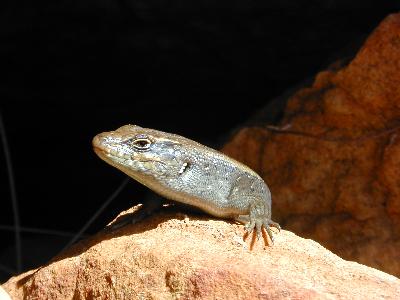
[166,178,235,214]
[167,190,241,218]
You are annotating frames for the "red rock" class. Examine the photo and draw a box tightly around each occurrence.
[223,13,400,276]
[2,208,400,299]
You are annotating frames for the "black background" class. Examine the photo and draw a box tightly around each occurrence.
[1,0,399,281]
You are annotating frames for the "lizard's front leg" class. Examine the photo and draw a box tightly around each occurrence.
[110,196,163,230]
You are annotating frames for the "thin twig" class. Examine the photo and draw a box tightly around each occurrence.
[60,177,130,253]
[0,110,22,273]
[0,225,85,238]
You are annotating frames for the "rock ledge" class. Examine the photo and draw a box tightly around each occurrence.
[3,207,400,299]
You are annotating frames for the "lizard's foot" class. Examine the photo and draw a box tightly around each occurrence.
[244,218,280,244]
[245,201,280,244]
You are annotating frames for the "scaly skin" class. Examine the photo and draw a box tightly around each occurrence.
[92,125,280,244]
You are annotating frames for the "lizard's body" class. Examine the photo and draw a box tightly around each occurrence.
[93,125,280,243]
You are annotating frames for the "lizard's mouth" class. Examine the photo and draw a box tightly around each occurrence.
[93,144,135,176]
[92,133,108,150]
[93,145,112,163]
[92,145,107,158]
[92,137,109,160]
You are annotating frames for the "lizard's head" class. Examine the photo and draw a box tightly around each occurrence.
[93,125,187,183]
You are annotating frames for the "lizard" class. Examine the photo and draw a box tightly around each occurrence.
[92,124,280,244]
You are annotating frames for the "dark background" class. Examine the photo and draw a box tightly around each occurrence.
[1,0,399,281]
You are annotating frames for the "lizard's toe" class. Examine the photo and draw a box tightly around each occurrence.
[255,220,263,240]
[263,221,275,244]
[244,220,255,234]
[268,220,281,232]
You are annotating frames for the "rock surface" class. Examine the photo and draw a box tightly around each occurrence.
[0,286,11,300]
[3,207,400,299]
[223,13,400,277]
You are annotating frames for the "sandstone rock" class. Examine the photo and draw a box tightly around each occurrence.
[0,286,11,300]
[3,207,400,299]
[223,13,400,277]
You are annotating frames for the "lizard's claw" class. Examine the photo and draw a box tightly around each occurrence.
[267,220,281,231]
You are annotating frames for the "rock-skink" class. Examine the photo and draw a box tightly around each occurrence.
[93,125,280,244]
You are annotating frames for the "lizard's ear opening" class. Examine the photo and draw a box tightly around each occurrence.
[178,161,191,174]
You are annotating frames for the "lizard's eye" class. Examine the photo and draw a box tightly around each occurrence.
[131,138,152,150]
